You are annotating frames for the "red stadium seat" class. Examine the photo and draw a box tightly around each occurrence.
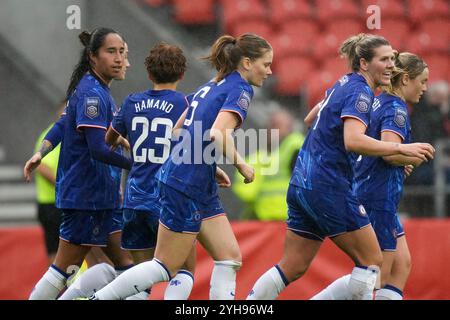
[361,0,406,19]
[220,0,267,34]
[313,19,364,61]
[269,32,313,59]
[173,0,215,24]
[306,57,349,106]
[371,19,412,52]
[407,0,450,23]
[406,19,450,55]
[268,0,312,27]
[306,69,340,106]
[273,56,316,96]
[315,0,361,24]
[269,20,320,58]
[422,54,450,83]
[230,20,273,39]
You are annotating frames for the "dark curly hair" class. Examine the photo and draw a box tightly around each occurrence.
[144,43,187,84]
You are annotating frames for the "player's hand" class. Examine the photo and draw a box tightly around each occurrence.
[23,152,42,182]
[237,163,255,184]
[215,167,231,188]
[404,164,414,178]
[399,143,435,161]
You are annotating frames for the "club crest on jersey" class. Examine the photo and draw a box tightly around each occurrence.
[394,108,407,127]
[355,93,371,113]
[238,90,251,111]
[358,205,367,216]
[85,97,100,119]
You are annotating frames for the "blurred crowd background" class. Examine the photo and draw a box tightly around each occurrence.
[0,0,448,225]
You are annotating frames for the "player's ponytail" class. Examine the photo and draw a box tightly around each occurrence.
[66,27,120,99]
[203,33,271,82]
[339,33,390,72]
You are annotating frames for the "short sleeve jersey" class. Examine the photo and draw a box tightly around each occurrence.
[111,89,188,210]
[55,74,120,210]
[353,92,411,210]
[157,71,253,203]
[290,73,374,194]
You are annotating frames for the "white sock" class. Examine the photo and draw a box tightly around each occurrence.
[93,259,170,300]
[164,270,194,300]
[349,266,379,300]
[210,260,241,300]
[247,265,287,300]
[58,263,116,300]
[375,285,403,300]
[115,264,134,277]
[310,274,352,300]
[29,265,68,300]
[125,289,151,300]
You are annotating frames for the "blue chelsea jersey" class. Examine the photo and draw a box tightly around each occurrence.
[157,71,253,203]
[112,89,188,211]
[56,74,121,210]
[291,73,374,194]
[353,92,411,210]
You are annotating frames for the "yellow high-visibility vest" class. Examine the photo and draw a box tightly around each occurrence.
[233,132,304,220]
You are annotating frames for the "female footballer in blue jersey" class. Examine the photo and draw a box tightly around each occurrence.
[312,52,430,300]
[91,33,273,300]
[247,34,434,300]
[57,41,135,300]
[24,28,134,299]
[104,42,197,300]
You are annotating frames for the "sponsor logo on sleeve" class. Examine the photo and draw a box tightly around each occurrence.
[237,91,251,111]
[355,93,371,113]
[394,108,407,127]
[372,98,381,111]
[85,97,100,119]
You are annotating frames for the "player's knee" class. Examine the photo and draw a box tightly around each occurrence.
[279,260,309,282]
[214,260,242,270]
[358,251,383,269]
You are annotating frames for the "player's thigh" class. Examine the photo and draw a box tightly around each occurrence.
[198,215,241,262]
[332,225,383,267]
[180,244,197,273]
[130,248,155,264]
[154,223,197,276]
[53,239,91,272]
[278,229,322,282]
[85,247,112,267]
[102,231,133,267]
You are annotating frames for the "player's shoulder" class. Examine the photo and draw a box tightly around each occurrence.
[379,93,407,111]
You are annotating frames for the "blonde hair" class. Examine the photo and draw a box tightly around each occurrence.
[339,33,390,72]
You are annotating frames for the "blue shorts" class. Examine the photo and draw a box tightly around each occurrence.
[286,184,371,241]
[159,183,226,233]
[121,208,160,250]
[59,209,113,246]
[109,209,123,234]
[366,207,405,251]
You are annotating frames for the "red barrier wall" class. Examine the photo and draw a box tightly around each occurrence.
[1,219,449,300]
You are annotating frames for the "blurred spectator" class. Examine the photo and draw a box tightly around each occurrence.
[233,109,304,220]
[407,81,450,185]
